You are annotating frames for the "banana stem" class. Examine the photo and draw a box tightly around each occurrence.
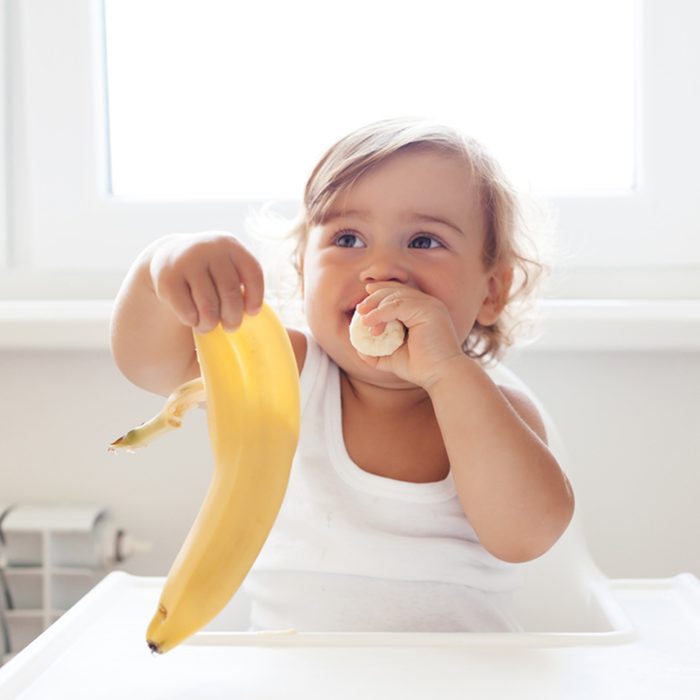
[109,378,206,452]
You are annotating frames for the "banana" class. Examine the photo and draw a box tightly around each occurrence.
[110,303,300,654]
[349,308,406,357]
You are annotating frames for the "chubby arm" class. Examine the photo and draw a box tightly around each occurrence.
[426,361,574,563]
[357,282,574,563]
[110,232,264,396]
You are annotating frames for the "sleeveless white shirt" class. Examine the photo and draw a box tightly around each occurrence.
[243,334,524,632]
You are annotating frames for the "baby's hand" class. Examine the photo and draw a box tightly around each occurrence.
[355,282,464,388]
[149,232,264,333]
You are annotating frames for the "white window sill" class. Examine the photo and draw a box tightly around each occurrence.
[521,299,700,352]
[1,299,699,352]
[0,300,115,350]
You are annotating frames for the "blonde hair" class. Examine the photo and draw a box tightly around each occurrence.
[289,118,545,363]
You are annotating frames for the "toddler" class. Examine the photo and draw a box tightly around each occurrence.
[111,118,574,632]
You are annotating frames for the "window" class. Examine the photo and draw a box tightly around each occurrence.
[104,0,635,199]
[2,0,699,299]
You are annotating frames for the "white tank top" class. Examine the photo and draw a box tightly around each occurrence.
[243,333,524,632]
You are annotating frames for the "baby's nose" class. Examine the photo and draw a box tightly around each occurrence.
[360,252,410,284]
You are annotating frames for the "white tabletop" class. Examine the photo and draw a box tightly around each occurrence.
[1,572,699,699]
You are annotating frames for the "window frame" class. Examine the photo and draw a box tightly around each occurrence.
[0,0,8,270]
[1,0,699,301]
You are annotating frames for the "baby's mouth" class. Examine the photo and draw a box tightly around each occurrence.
[343,297,366,325]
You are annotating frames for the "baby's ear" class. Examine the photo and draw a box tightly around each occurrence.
[476,263,513,326]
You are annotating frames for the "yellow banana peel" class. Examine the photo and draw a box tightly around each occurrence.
[108,378,206,452]
[109,303,300,653]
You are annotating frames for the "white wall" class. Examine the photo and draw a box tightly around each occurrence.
[1,345,698,581]
[508,349,700,579]
[0,348,210,576]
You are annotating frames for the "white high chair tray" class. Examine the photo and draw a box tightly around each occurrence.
[1,571,699,699]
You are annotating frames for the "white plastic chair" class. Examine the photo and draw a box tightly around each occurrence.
[487,364,628,634]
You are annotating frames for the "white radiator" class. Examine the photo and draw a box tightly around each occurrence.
[0,504,141,664]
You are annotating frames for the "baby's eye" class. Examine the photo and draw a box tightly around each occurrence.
[334,230,365,248]
[409,234,442,249]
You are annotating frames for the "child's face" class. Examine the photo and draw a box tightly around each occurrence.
[302,147,510,383]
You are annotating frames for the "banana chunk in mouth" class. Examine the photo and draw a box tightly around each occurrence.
[349,308,406,357]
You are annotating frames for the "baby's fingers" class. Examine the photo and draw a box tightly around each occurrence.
[187,268,222,334]
[160,277,200,329]
[359,291,404,330]
[208,249,264,330]
[208,256,244,332]
[234,251,264,316]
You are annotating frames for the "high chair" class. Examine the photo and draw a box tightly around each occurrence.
[488,363,628,635]
[1,364,698,699]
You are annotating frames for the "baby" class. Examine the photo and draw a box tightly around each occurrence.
[111,118,574,632]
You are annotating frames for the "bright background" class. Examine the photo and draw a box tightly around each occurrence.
[104,0,635,199]
[1,0,699,628]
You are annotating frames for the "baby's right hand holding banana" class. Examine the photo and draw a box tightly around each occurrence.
[149,231,265,333]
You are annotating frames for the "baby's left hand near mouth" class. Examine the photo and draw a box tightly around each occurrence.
[352,282,465,388]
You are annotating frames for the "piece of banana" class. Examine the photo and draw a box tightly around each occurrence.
[349,308,406,357]
[110,304,300,654]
